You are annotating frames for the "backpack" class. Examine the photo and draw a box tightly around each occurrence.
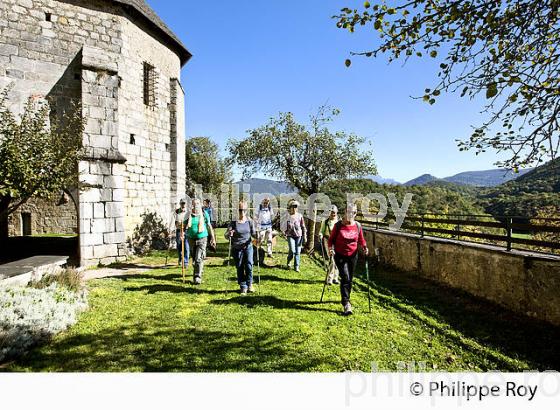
[331,220,362,245]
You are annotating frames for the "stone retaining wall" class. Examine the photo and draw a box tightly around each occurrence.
[363,228,560,326]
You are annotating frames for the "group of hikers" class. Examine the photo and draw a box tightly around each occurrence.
[174,197,368,316]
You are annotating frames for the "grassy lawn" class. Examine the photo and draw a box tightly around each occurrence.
[5,229,559,372]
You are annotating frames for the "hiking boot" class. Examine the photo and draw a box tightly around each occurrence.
[248,285,256,293]
[193,277,202,285]
[295,266,300,273]
[240,287,248,295]
[326,280,333,286]
[333,279,340,285]
[286,263,291,270]
[343,303,353,316]
[267,252,272,258]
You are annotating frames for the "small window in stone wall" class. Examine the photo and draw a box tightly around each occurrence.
[143,62,157,107]
[45,12,52,22]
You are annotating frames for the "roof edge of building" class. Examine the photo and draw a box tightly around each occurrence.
[115,0,192,66]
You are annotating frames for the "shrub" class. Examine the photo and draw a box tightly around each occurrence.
[31,267,84,293]
[129,211,170,255]
[0,283,88,363]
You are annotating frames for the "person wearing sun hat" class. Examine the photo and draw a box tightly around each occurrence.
[319,204,340,285]
[175,198,189,267]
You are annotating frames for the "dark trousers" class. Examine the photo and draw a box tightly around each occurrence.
[233,244,254,289]
[334,251,359,306]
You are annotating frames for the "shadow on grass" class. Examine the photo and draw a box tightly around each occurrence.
[6,326,332,372]
[352,262,560,371]
[212,295,340,314]
[124,284,231,296]
[259,274,323,285]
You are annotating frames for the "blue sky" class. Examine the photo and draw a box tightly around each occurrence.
[147,0,509,183]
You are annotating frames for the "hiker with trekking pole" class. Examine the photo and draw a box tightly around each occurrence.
[256,197,274,258]
[186,198,216,285]
[284,200,307,273]
[319,205,340,287]
[173,198,189,275]
[328,203,369,316]
[225,200,258,295]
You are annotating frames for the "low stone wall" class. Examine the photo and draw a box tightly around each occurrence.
[361,227,560,326]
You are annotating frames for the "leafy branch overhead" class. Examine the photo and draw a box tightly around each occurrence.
[227,106,377,195]
[335,0,560,170]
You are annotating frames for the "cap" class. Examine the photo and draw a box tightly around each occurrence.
[330,205,338,213]
[179,198,186,204]
[288,200,300,208]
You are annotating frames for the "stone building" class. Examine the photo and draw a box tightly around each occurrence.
[1,0,190,265]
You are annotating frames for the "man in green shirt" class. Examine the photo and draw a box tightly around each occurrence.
[319,205,340,285]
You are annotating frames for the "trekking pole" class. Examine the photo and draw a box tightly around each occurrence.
[365,255,371,314]
[256,238,261,294]
[225,234,232,294]
[164,228,173,266]
[181,221,185,283]
[320,240,330,303]
[165,211,175,266]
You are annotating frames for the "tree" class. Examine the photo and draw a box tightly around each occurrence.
[334,1,560,170]
[185,137,231,196]
[0,87,84,239]
[227,106,377,248]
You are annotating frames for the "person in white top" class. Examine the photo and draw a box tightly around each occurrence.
[174,198,189,266]
[256,197,274,257]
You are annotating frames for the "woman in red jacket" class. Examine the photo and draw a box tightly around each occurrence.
[328,203,369,316]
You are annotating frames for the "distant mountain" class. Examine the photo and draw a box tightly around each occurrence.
[479,158,560,217]
[368,175,402,185]
[443,169,532,187]
[404,174,439,186]
[403,168,532,187]
[234,178,297,195]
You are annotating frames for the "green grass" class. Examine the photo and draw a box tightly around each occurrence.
[4,229,559,372]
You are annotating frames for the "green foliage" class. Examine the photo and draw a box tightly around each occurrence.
[228,106,377,195]
[0,86,84,219]
[321,178,485,217]
[479,158,560,216]
[334,1,560,170]
[185,137,231,195]
[31,267,84,293]
[531,206,560,254]
[8,230,559,371]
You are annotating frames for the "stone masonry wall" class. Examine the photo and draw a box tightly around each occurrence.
[2,0,187,265]
[118,15,186,235]
[0,0,122,112]
[7,195,77,236]
[78,46,127,265]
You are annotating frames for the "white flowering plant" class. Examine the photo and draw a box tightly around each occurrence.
[0,283,88,363]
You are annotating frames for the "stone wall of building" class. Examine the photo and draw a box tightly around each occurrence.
[118,15,186,234]
[1,0,187,265]
[7,194,77,236]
